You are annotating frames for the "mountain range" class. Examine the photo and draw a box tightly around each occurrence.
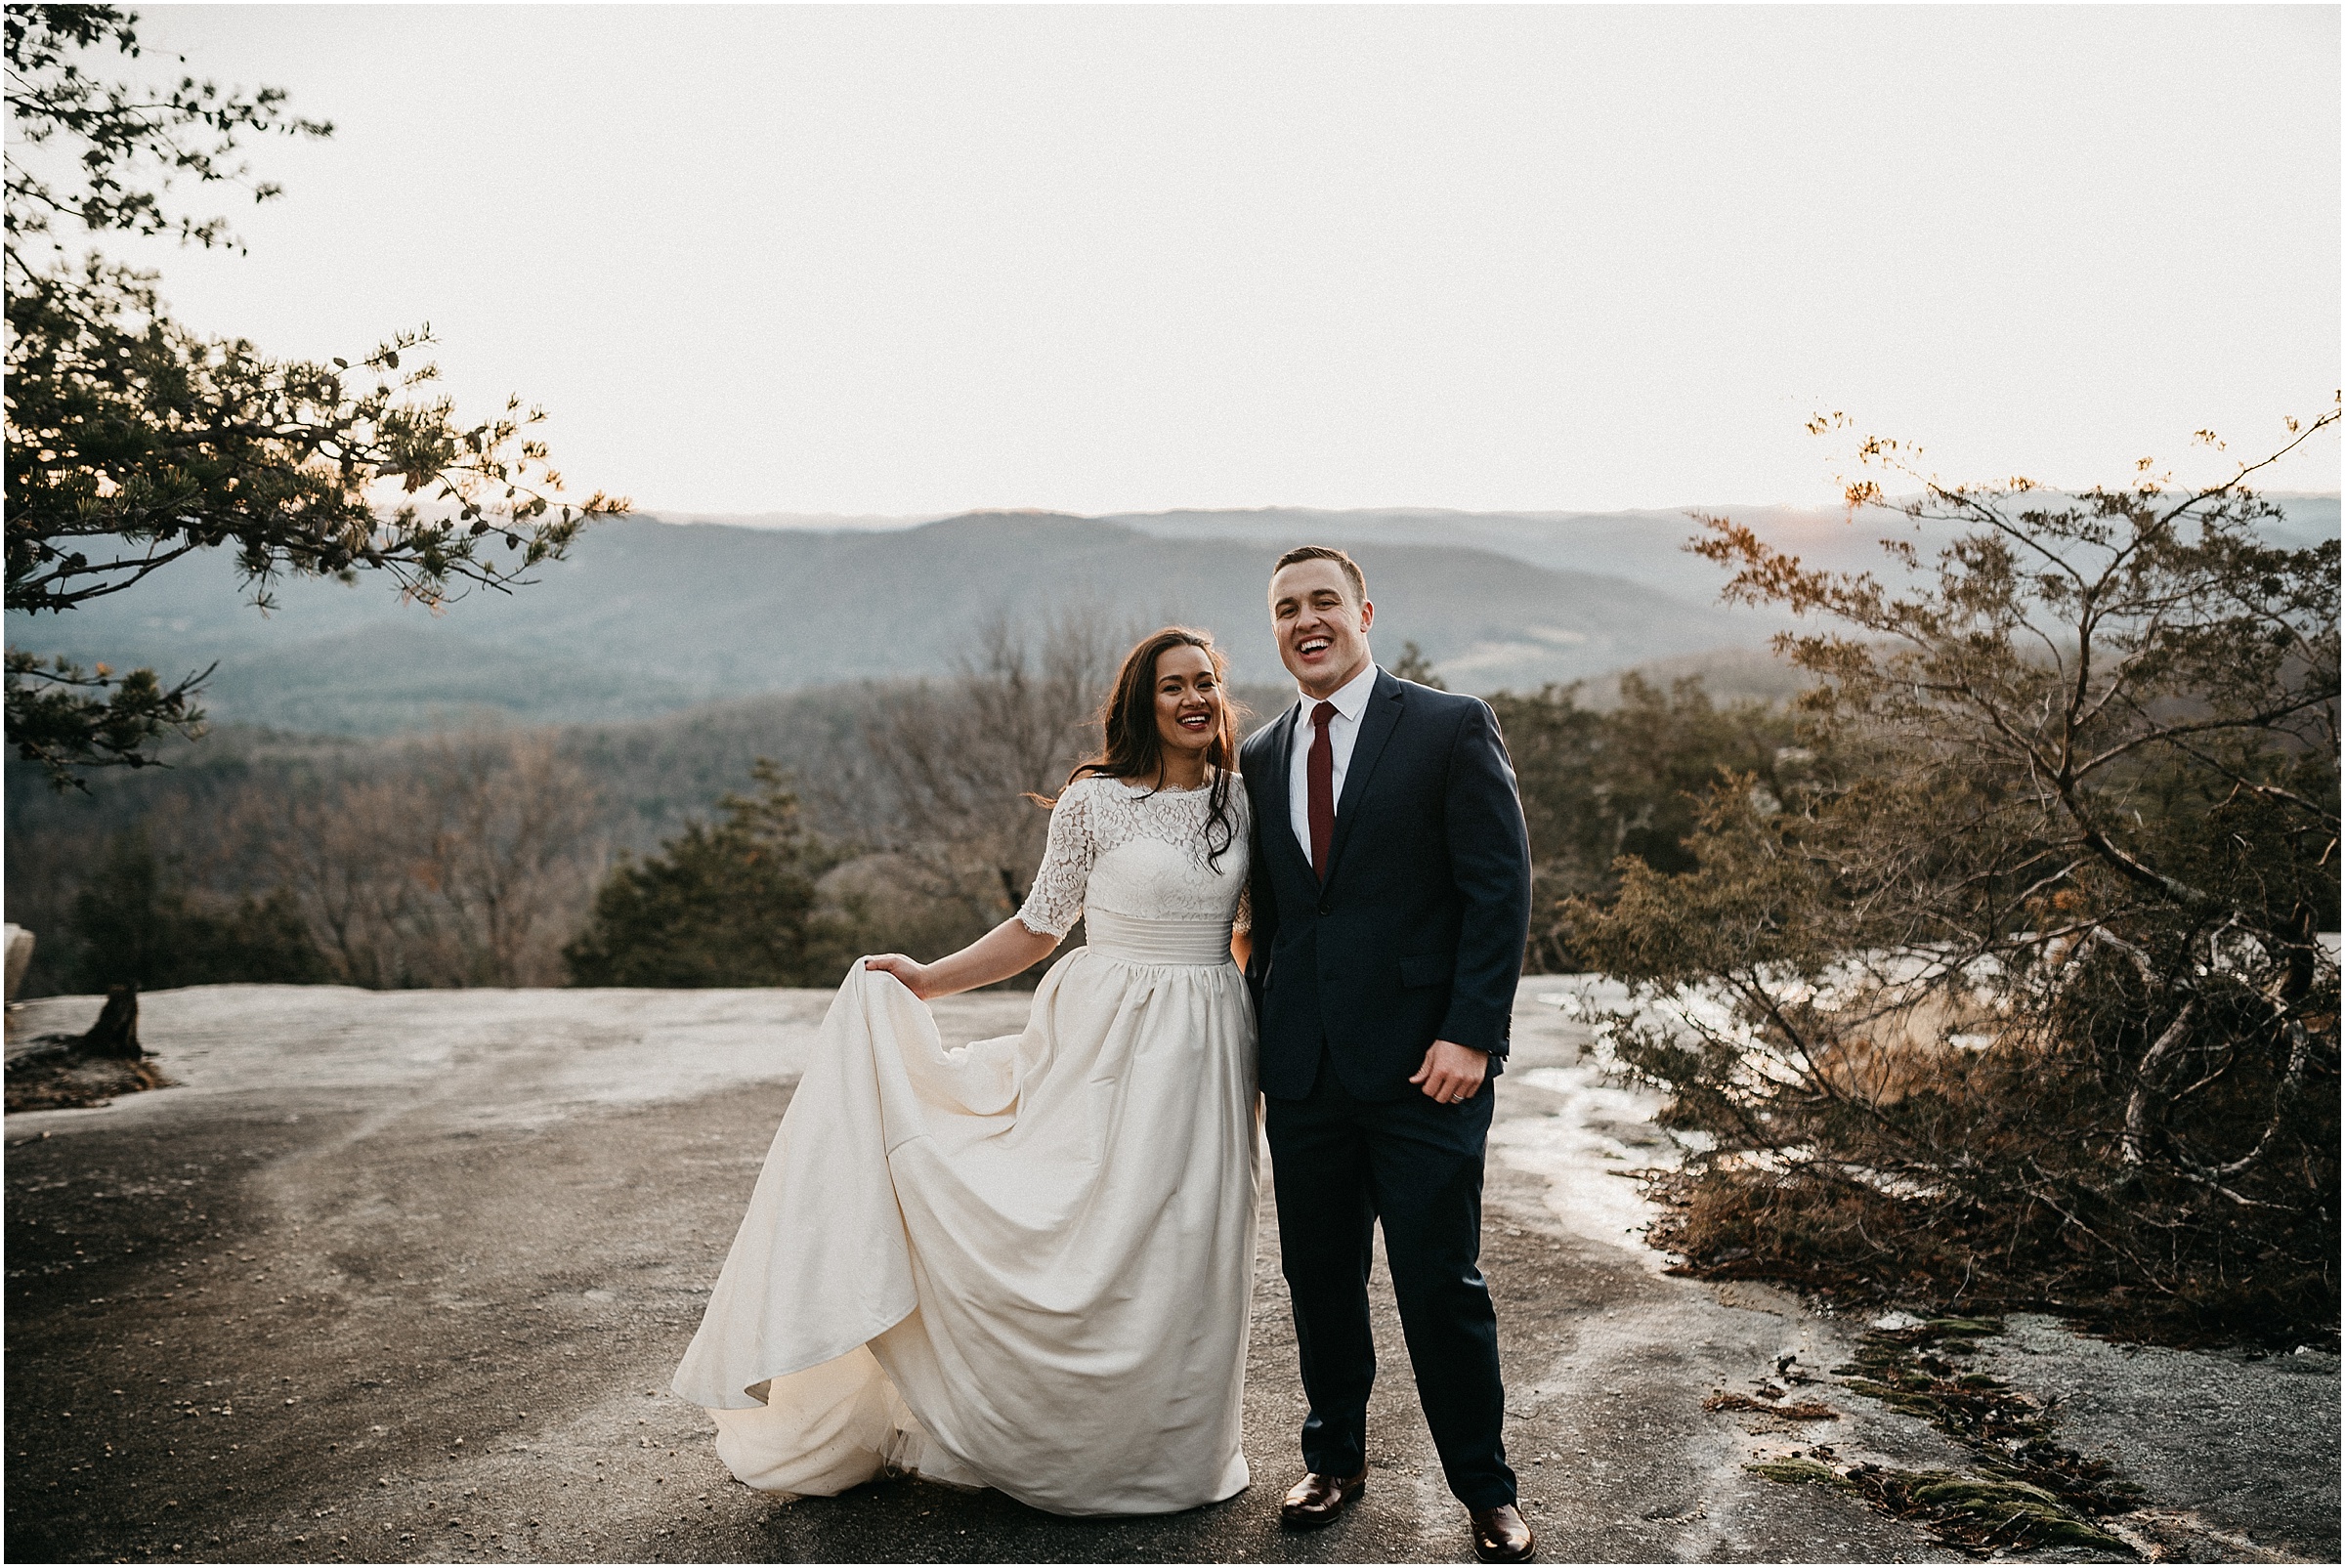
[9,497,2333,736]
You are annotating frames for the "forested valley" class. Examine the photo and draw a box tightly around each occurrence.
[5,628,1786,998]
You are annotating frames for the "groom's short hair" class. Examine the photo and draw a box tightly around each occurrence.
[1271,545,1367,606]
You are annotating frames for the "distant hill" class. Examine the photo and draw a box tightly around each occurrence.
[3,512,1781,734]
[9,496,2329,737]
[1105,495,2342,597]
[1108,505,1819,599]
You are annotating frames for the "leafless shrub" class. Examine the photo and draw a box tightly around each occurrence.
[244,728,603,987]
[849,611,1124,950]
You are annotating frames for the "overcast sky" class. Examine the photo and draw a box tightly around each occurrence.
[70,3,2344,516]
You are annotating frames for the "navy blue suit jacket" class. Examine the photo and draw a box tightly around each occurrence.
[1240,668,1534,1102]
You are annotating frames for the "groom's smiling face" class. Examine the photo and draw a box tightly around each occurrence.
[1269,560,1375,698]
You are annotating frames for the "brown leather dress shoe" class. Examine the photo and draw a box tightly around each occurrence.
[1279,1468,1367,1528]
[1470,1503,1536,1562]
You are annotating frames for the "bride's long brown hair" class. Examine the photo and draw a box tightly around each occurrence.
[1040,626,1248,869]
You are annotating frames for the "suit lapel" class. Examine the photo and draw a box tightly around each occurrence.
[1325,669,1402,882]
[1258,701,1314,879]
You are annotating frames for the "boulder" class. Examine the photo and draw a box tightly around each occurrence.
[3,923,31,1003]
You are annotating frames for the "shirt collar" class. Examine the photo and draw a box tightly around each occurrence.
[1297,660,1380,724]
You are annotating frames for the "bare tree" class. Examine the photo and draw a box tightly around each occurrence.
[248,776,419,987]
[856,611,1124,941]
[1573,406,2339,1337]
[408,731,604,986]
[248,728,602,987]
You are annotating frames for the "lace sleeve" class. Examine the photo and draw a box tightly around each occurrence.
[1233,879,1252,936]
[1016,781,1096,939]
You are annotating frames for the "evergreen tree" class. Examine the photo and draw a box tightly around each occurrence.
[564,762,850,988]
[5,6,625,788]
[68,829,327,990]
[1489,673,1796,971]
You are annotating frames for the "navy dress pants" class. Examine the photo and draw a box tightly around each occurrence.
[1264,1051,1515,1510]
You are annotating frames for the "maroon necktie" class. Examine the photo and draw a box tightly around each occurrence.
[1307,700,1337,882]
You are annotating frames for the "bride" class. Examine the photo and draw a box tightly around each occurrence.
[670,626,1260,1516]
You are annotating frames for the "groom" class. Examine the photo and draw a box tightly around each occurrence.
[1240,546,1536,1563]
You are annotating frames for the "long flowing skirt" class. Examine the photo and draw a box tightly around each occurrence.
[670,945,1260,1515]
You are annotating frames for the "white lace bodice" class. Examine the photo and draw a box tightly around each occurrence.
[1016,774,1253,939]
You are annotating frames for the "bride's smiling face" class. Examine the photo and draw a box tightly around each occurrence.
[1153,644,1222,759]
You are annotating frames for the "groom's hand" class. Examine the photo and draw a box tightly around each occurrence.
[1409,1039,1488,1104]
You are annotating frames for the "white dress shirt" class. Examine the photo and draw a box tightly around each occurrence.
[1286,659,1382,863]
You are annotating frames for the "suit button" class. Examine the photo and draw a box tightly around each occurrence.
[1315,901,1331,917]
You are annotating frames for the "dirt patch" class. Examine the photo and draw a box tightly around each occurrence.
[6,1038,174,1111]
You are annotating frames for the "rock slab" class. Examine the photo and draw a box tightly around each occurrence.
[5,980,2332,1562]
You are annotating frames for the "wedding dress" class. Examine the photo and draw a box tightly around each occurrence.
[670,774,1260,1515]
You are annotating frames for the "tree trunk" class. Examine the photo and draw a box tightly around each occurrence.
[75,984,142,1060]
